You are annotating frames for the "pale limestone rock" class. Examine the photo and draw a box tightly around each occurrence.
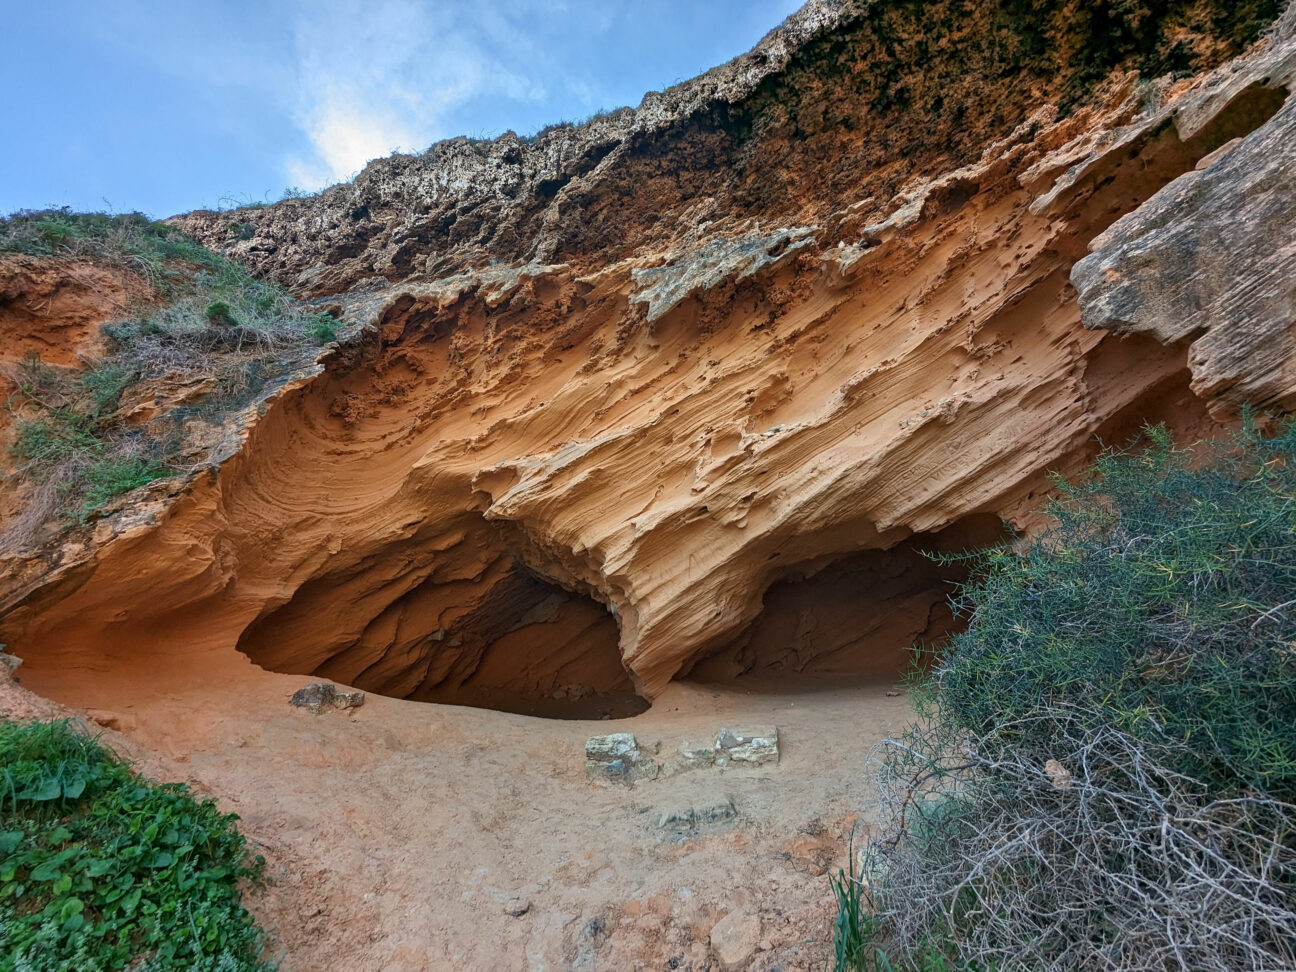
[585,733,658,784]
[716,727,779,765]
[1072,38,1296,416]
[503,897,531,917]
[289,682,365,714]
[710,911,761,970]
[655,799,738,834]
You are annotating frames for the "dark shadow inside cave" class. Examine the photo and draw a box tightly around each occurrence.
[684,513,1009,686]
[236,547,647,720]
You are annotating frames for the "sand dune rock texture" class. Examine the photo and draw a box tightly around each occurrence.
[4,0,1296,719]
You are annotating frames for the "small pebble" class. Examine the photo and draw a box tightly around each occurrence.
[504,897,531,917]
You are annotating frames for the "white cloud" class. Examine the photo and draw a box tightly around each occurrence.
[282,0,548,189]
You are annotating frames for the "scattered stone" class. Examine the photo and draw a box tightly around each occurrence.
[660,739,718,777]
[654,799,739,835]
[710,910,761,970]
[331,688,366,709]
[679,740,716,767]
[656,807,697,832]
[289,682,333,712]
[585,732,638,762]
[581,916,605,939]
[289,682,366,714]
[585,733,658,784]
[504,897,531,917]
[695,799,738,827]
[0,652,20,679]
[715,727,779,765]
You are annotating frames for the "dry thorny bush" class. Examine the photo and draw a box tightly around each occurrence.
[862,709,1296,971]
[837,422,1296,971]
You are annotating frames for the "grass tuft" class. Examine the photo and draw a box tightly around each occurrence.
[1,210,348,547]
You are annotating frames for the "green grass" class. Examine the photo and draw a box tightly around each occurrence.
[831,853,978,972]
[0,720,272,971]
[306,312,338,344]
[1,210,344,541]
[78,457,171,518]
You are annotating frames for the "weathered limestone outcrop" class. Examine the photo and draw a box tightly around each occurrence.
[178,1,1282,296]
[1074,9,1296,414]
[2,1,1294,716]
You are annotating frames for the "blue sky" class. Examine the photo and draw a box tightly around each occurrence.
[2,1,802,219]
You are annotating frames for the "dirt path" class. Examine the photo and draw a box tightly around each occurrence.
[3,664,912,970]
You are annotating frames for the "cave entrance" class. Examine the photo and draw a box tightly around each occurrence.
[684,513,1008,687]
[236,547,647,720]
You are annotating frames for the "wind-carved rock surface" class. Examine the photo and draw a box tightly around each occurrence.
[3,1,1295,717]
[1074,10,1296,414]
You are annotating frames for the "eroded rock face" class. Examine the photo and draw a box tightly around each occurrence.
[1073,12,1296,414]
[177,1,1282,298]
[2,2,1294,715]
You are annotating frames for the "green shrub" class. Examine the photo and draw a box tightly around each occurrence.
[76,456,170,521]
[307,312,338,345]
[937,419,1296,798]
[839,418,1296,971]
[80,364,137,417]
[4,357,170,527]
[0,719,272,970]
[204,301,238,328]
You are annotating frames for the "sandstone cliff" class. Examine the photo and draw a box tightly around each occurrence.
[2,0,1294,717]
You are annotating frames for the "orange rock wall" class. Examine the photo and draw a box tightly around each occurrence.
[3,4,1294,714]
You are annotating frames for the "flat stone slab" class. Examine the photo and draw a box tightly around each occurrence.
[715,726,779,765]
[654,798,739,835]
[289,682,365,714]
[585,733,658,784]
[660,739,718,777]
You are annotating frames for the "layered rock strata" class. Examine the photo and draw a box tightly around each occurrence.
[2,1,1294,715]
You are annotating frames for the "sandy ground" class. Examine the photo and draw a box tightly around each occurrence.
[2,663,913,970]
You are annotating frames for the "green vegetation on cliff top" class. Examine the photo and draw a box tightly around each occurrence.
[0,209,340,546]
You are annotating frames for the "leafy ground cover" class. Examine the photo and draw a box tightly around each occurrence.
[0,719,272,971]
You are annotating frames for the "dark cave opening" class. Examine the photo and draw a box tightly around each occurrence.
[685,513,1009,686]
[235,546,648,720]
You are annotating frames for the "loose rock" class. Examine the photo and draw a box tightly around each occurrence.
[716,727,779,765]
[654,799,739,835]
[696,799,739,827]
[289,682,366,714]
[504,897,531,917]
[656,807,697,832]
[710,910,761,970]
[585,732,658,784]
[661,739,717,777]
